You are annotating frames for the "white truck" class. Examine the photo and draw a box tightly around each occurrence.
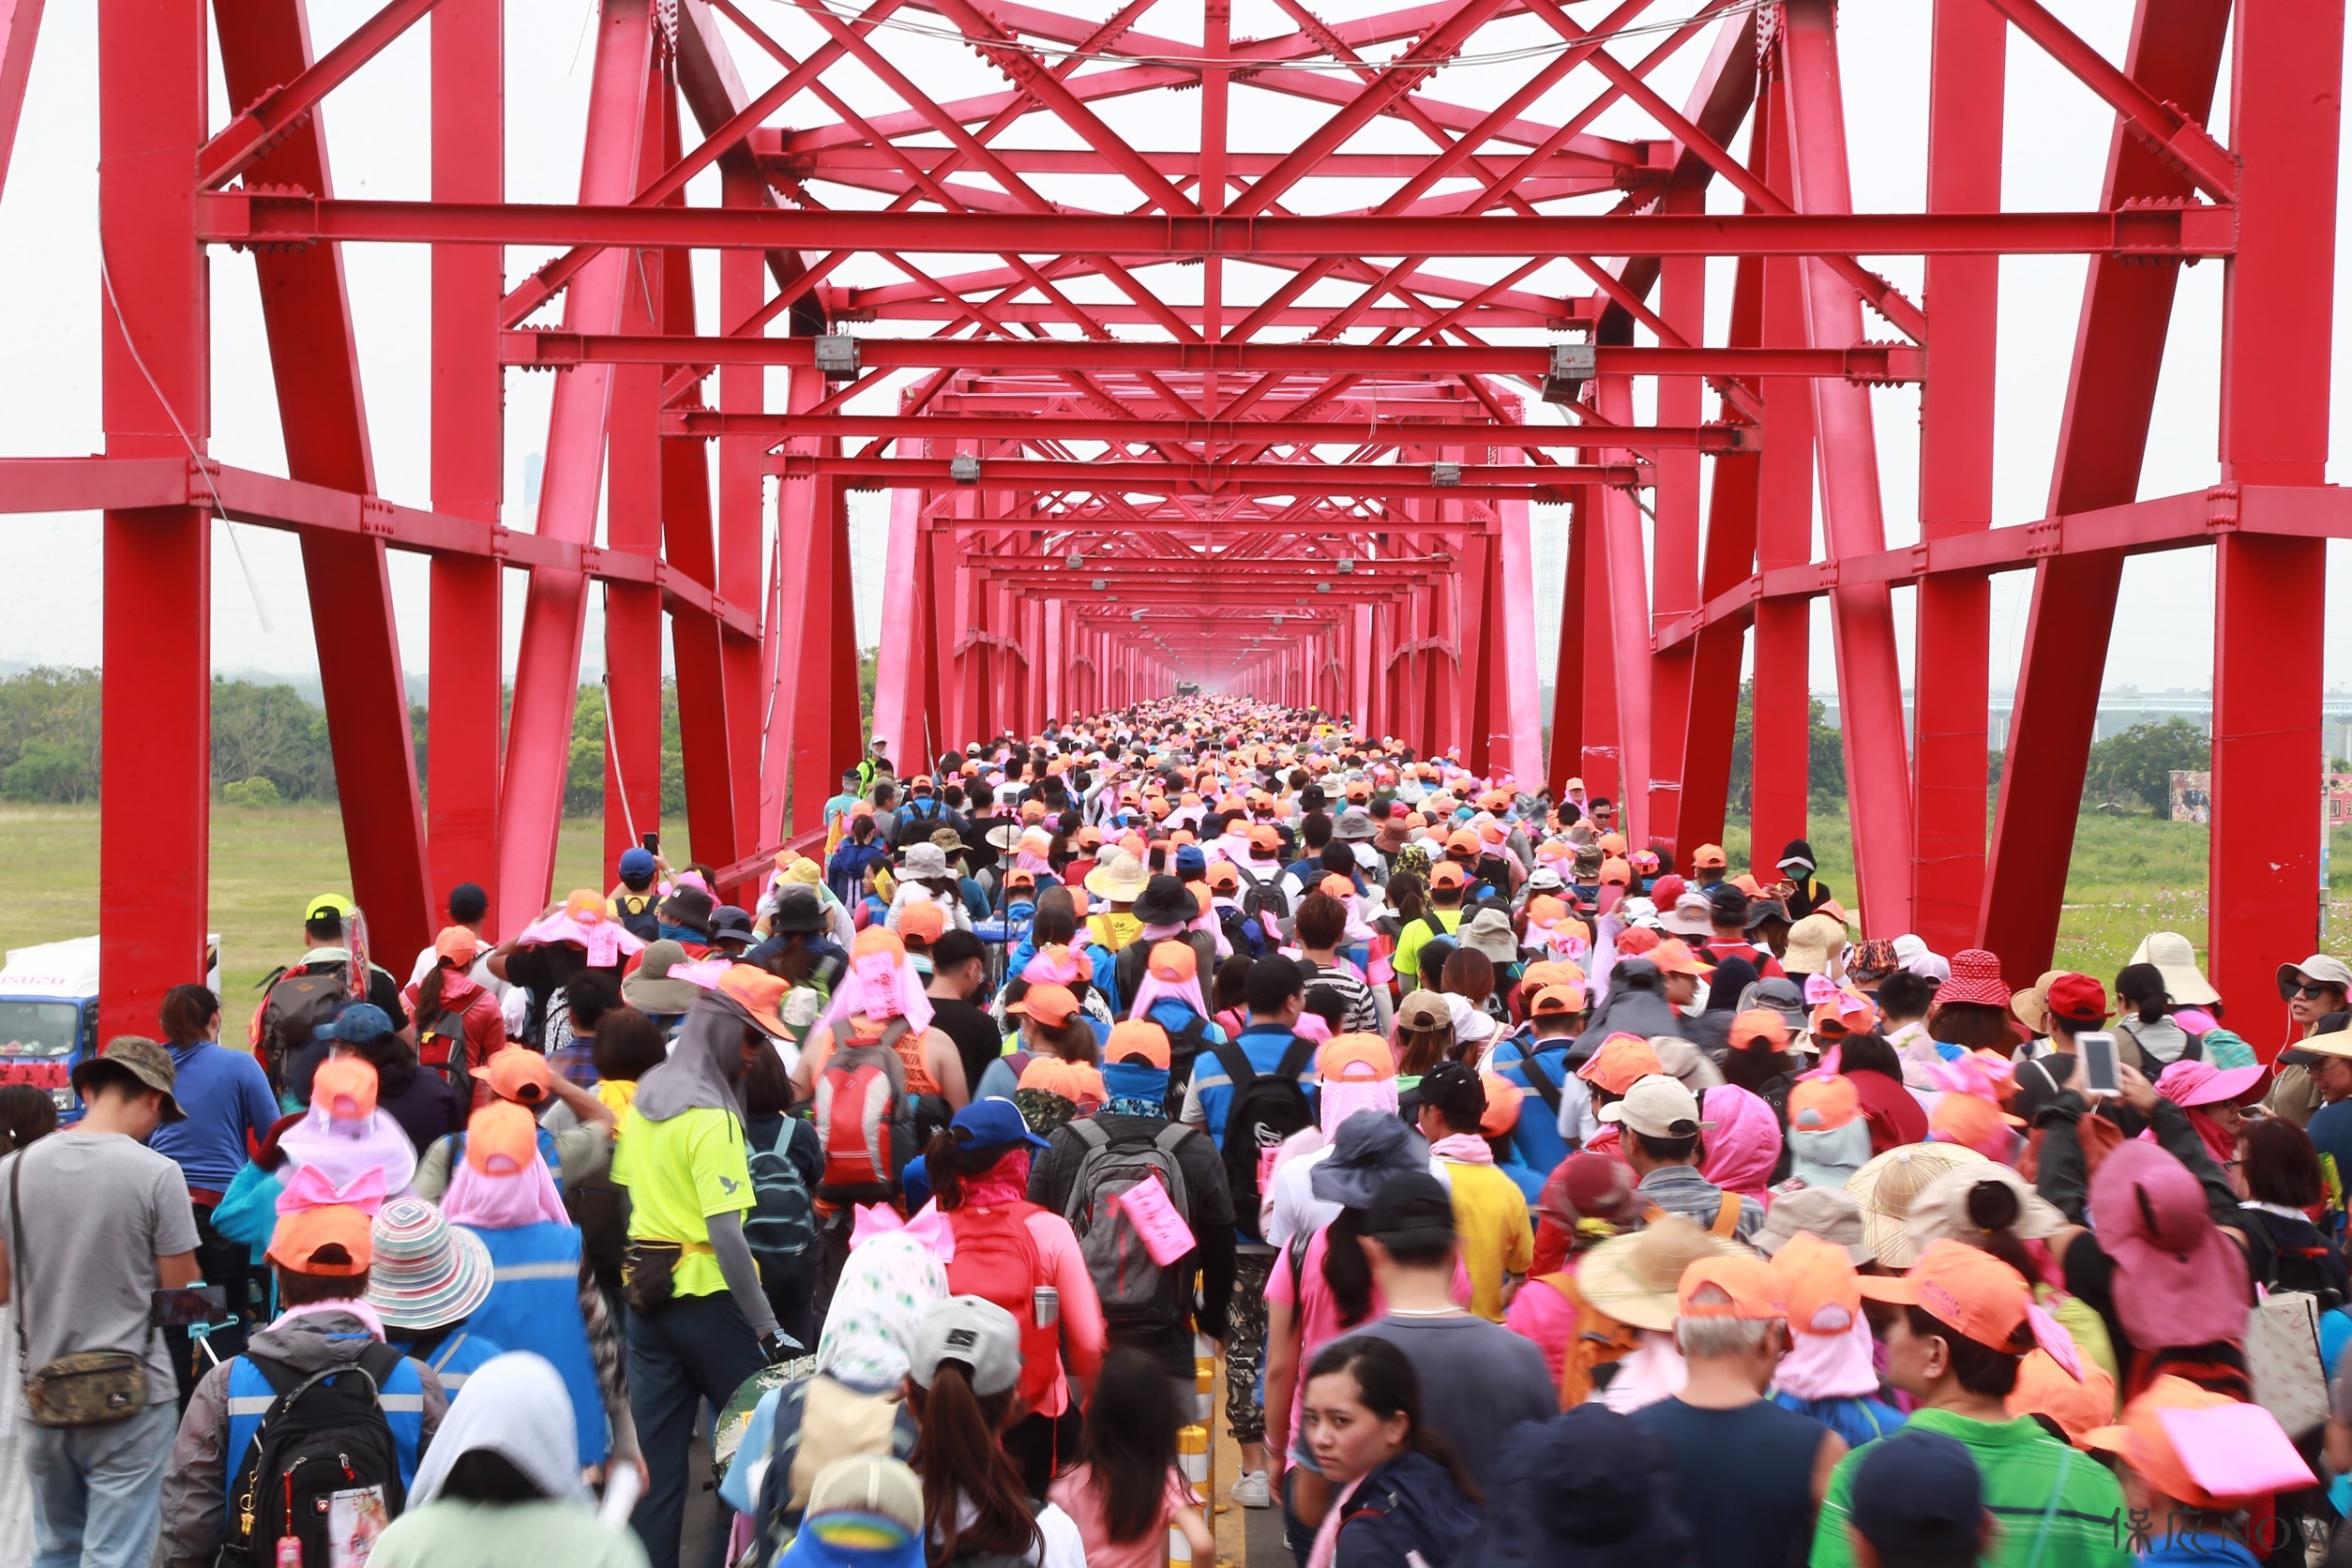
[0,935,221,1121]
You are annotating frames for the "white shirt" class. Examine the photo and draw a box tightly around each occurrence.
[1264,1139,1454,1251]
[405,937,508,1000]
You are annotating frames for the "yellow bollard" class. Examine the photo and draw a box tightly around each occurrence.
[1173,1422,1211,1566]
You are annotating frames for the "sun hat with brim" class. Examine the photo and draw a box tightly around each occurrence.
[2129,931,2220,1007]
[1308,1111,1432,1211]
[1752,1185,1874,1264]
[1131,876,1198,927]
[2153,1056,2268,1109]
[2278,1017,2352,1065]
[1458,908,1520,964]
[1902,1164,2066,1257]
[1576,1215,1747,1333]
[2089,1141,2252,1350]
[1737,977,1809,1032]
[70,1036,186,1121]
[2009,969,2063,1036]
[1846,1143,1987,1268]
[622,939,709,1014]
[2277,954,2352,1001]
[1933,949,2012,1009]
[1084,849,1150,902]
[1782,914,1846,977]
[2082,1377,2315,1511]
[368,1196,493,1330]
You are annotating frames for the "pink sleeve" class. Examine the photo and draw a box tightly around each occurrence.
[1504,1281,1572,1388]
[1028,1211,1107,1382]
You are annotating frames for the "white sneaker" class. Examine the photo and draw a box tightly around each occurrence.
[1230,1470,1272,1509]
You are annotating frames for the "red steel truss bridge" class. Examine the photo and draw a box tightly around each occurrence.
[0,0,2339,1043]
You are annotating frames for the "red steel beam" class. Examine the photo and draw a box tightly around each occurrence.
[198,193,2239,258]
[98,0,210,1042]
[668,410,1753,451]
[199,0,445,189]
[0,0,41,194]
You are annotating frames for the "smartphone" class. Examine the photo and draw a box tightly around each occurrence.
[151,1285,228,1328]
[2078,1032,2120,1096]
[641,831,660,855]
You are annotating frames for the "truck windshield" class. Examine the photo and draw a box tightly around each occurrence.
[0,1002,81,1059]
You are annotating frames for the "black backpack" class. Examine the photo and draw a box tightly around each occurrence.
[1213,1035,1318,1244]
[1233,864,1291,928]
[1218,904,1268,959]
[220,1342,408,1568]
[611,889,660,942]
[254,967,351,1096]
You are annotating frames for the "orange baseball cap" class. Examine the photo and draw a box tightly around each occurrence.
[717,964,792,1038]
[268,1204,374,1277]
[1018,1056,1107,1106]
[464,1101,543,1176]
[1105,1019,1170,1068]
[1785,1074,1862,1132]
[1648,939,1712,977]
[1004,867,1037,890]
[1692,844,1727,868]
[1008,983,1079,1028]
[1020,800,1047,822]
[1077,825,1105,848]
[852,927,907,964]
[1444,829,1480,856]
[1677,1254,1787,1320]
[1929,1090,2025,1151]
[485,1047,553,1108]
[1319,1033,1395,1081]
[1810,988,1877,1035]
[1319,873,1355,900]
[1207,862,1242,891]
[1146,941,1198,983]
[1770,1231,1862,1335]
[434,926,479,965]
[897,901,947,945]
[1858,1239,2035,1351]
[2085,1377,2314,1508]
[1428,862,1467,889]
[1524,895,1570,926]
[563,889,606,923]
[1596,832,1627,856]
[1530,983,1587,1016]
[1576,1033,1665,1094]
[312,1058,379,1121]
[1598,857,1633,886]
[1247,823,1281,852]
[2008,1349,2118,1446]
[1478,1071,1524,1137]
[1729,1009,1792,1051]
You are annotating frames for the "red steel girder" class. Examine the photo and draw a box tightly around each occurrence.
[199,193,2239,259]
[667,410,1752,452]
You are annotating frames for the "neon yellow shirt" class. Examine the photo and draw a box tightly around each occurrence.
[610,1105,754,1299]
[1440,1158,1533,1321]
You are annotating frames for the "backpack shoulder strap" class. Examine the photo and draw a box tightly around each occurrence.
[1710,1189,1742,1238]
[1274,1033,1318,1080]
[1417,911,1447,942]
[1070,1118,1109,1152]
[1153,1122,1193,1156]
[1518,1049,1562,1116]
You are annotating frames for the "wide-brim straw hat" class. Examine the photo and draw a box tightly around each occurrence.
[1846,1143,1988,1269]
[1576,1214,1747,1333]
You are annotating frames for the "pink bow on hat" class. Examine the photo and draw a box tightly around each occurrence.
[1802,972,1842,1007]
[277,1163,387,1217]
[851,1199,957,1261]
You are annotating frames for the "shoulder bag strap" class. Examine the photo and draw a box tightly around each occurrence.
[8,1149,26,1377]
[1710,1189,1742,1238]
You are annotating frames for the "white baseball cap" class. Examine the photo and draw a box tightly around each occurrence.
[1598,1074,1713,1139]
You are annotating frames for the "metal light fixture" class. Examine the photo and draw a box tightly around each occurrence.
[1543,340,1596,404]
[950,454,980,483]
[1336,557,1355,574]
[813,334,861,380]
[1064,551,1085,568]
[1430,462,1460,488]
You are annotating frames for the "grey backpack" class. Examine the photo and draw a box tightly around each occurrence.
[1059,1120,1194,1328]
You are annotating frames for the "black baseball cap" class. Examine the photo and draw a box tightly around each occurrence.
[1417,1059,1486,1130]
[1848,1430,1983,1568]
[1707,883,1750,923]
[1367,1171,1455,1246]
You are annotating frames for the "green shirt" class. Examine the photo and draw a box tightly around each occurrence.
[1392,907,1463,993]
[610,1105,754,1299]
[1810,1409,2128,1568]
[372,1500,649,1568]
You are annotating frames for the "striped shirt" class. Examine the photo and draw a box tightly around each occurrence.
[1810,1410,2129,1568]
[1298,958,1380,1033]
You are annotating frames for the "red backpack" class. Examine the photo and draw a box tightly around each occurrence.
[944,1201,1060,1414]
[811,1022,913,1203]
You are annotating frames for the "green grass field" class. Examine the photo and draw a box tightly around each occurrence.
[1724,811,2352,982]
[6,800,2350,1039]
[0,804,681,1040]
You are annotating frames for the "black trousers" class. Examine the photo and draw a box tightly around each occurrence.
[627,1289,764,1568]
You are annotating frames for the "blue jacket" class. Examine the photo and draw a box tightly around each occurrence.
[1484,1036,1577,1179]
[826,838,889,905]
[150,1040,280,1194]
[225,1343,427,1510]
[463,1222,607,1465]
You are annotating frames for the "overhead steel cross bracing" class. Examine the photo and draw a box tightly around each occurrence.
[4,0,2336,1048]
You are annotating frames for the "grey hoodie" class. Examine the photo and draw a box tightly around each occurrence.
[159,1308,448,1568]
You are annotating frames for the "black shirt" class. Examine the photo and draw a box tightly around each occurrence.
[927,994,1005,1099]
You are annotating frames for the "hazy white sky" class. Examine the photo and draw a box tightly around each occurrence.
[1,0,2347,697]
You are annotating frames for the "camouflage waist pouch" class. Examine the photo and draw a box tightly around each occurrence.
[24,1350,147,1428]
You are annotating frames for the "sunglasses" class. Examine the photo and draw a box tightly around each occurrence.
[2293,983,2336,999]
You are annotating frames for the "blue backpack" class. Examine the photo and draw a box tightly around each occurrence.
[746,1122,817,1296]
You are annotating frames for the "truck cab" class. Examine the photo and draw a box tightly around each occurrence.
[0,936,221,1122]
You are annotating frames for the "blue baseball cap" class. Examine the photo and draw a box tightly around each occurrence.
[320,1003,395,1044]
[948,1097,1049,1153]
[1174,844,1207,876]
[619,846,656,880]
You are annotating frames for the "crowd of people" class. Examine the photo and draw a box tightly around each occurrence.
[5,695,2352,1568]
